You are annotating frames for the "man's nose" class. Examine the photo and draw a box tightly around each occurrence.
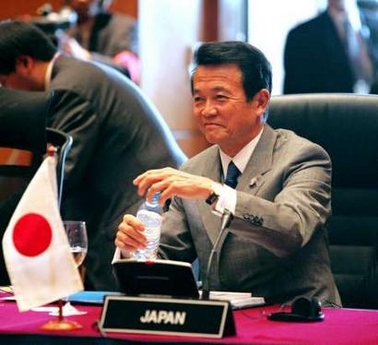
[201,100,217,116]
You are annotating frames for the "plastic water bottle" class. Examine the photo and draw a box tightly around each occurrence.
[132,193,162,260]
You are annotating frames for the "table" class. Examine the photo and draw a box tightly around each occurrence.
[0,296,377,344]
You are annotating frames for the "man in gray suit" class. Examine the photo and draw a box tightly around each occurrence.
[0,20,186,291]
[115,41,341,306]
[59,0,140,83]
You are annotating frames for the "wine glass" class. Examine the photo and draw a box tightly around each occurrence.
[61,221,88,314]
[64,220,88,269]
[43,221,88,330]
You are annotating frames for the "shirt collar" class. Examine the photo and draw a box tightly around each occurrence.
[44,53,60,89]
[219,127,264,178]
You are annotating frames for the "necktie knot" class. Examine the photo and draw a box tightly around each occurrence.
[225,161,241,189]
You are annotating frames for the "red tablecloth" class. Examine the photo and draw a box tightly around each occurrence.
[1,297,377,344]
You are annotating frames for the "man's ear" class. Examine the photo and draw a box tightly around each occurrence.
[255,89,270,109]
[252,89,270,119]
[15,56,34,74]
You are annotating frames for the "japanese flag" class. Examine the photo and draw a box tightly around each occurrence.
[2,155,83,312]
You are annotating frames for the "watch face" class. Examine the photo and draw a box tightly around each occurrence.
[205,192,219,205]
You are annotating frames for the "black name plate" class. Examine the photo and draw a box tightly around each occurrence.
[99,295,235,338]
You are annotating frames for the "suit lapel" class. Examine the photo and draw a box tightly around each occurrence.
[197,126,277,245]
[196,147,223,245]
[238,125,277,193]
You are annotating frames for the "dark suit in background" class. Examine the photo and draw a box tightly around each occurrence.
[283,0,376,95]
[284,11,356,94]
[48,55,186,291]
[0,20,185,291]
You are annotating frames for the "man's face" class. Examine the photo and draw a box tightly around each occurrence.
[0,56,45,91]
[0,73,36,91]
[192,64,268,157]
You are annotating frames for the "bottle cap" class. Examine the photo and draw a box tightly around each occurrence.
[146,192,161,206]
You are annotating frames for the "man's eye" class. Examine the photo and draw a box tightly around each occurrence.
[215,94,228,100]
[194,96,204,103]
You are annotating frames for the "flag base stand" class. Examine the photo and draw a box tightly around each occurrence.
[41,319,83,330]
[40,299,83,331]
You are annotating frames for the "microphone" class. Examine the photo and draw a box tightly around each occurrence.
[201,208,233,300]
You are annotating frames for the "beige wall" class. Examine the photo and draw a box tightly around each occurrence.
[139,0,209,157]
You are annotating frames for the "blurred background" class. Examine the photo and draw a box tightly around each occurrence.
[1,0,377,157]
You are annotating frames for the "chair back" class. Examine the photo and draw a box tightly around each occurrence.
[46,128,73,207]
[268,93,378,309]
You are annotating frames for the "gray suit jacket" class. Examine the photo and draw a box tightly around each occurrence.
[47,56,186,290]
[160,125,340,305]
[69,12,138,77]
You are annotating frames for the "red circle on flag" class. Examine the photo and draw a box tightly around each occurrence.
[12,213,52,257]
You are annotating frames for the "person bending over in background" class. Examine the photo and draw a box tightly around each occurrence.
[0,19,186,291]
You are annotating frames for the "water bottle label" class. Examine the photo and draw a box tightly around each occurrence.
[137,209,162,228]
[133,209,161,260]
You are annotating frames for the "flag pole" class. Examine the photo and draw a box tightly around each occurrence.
[41,148,83,331]
[51,146,68,324]
[58,298,64,322]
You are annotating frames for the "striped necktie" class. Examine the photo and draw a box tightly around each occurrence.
[224,161,241,189]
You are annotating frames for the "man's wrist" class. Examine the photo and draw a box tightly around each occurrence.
[205,182,223,206]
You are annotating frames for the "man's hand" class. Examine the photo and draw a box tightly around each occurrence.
[115,214,147,258]
[133,167,214,205]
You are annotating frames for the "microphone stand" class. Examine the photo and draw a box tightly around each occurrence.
[202,208,233,300]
